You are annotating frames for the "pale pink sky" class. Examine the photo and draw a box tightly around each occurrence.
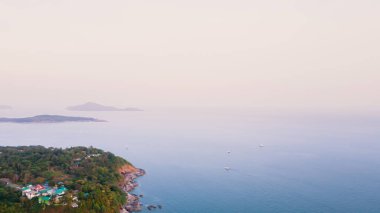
[0,0,379,108]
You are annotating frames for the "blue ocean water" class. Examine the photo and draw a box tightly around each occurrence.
[1,108,380,213]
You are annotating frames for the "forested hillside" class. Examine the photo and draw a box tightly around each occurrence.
[0,146,130,213]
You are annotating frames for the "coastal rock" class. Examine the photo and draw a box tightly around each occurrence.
[146,204,162,211]
[119,164,139,174]
[119,164,145,213]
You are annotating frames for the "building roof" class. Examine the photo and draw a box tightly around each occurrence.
[39,189,49,193]
[22,187,30,191]
[35,184,44,190]
[39,196,51,201]
[55,187,67,195]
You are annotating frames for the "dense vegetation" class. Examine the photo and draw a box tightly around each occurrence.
[0,146,130,213]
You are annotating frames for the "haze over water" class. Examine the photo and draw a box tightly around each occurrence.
[1,1,380,212]
[1,108,380,213]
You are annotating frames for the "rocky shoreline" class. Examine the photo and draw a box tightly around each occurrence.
[119,164,146,213]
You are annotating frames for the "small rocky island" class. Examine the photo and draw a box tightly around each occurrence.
[67,102,143,111]
[0,146,145,213]
[0,115,105,123]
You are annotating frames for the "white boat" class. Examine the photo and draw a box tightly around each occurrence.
[224,167,231,171]
[259,144,264,148]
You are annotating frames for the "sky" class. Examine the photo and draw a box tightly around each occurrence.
[0,0,379,109]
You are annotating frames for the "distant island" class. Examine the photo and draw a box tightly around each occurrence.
[0,105,12,110]
[0,146,145,213]
[0,115,105,123]
[67,102,143,112]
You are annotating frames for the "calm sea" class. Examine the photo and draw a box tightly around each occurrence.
[1,108,380,213]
